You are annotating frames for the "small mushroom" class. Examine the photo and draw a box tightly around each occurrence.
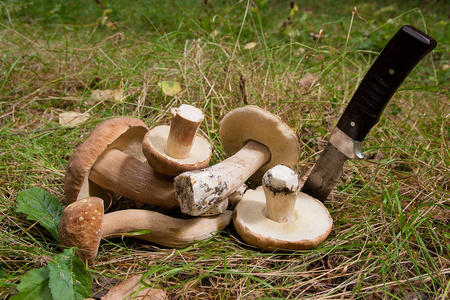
[58,197,233,262]
[143,104,212,176]
[233,165,333,251]
[175,105,301,216]
[65,117,178,208]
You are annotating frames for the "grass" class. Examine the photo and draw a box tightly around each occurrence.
[1,0,449,299]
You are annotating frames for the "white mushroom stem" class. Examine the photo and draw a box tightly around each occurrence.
[175,140,271,216]
[262,165,300,223]
[166,104,204,159]
[89,148,179,208]
[101,209,233,248]
[228,184,247,206]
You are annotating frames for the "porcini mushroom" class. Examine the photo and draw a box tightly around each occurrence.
[142,104,212,176]
[65,117,178,208]
[175,105,301,216]
[58,197,233,262]
[233,165,333,251]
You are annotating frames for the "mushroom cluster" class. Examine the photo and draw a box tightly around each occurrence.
[60,104,232,261]
[59,104,333,264]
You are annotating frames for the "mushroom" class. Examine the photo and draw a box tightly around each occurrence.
[65,117,178,208]
[58,197,233,262]
[233,165,333,251]
[174,105,301,216]
[142,104,212,176]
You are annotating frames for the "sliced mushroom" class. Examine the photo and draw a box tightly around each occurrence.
[175,106,301,216]
[233,165,333,251]
[58,197,233,262]
[143,104,211,176]
[65,117,178,208]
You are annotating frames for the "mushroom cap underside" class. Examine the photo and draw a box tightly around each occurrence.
[58,197,104,262]
[219,105,301,185]
[143,125,212,176]
[233,186,333,251]
[65,117,149,204]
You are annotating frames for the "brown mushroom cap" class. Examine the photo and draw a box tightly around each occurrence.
[65,117,149,204]
[219,105,301,185]
[233,186,333,251]
[143,125,211,176]
[58,197,104,262]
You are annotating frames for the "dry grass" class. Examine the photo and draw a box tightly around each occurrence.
[1,1,449,299]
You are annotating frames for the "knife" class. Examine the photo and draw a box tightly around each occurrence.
[301,25,437,201]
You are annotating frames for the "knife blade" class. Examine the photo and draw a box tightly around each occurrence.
[301,25,437,201]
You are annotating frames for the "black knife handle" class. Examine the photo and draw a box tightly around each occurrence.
[336,25,436,142]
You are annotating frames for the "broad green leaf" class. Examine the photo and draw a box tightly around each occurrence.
[16,187,64,240]
[10,267,52,300]
[48,248,92,300]
[158,81,182,96]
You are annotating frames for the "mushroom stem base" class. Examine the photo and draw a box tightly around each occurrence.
[175,140,271,216]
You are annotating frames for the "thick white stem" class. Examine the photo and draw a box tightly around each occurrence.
[175,140,271,216]
[89,149,179,208]
[262,165,299,223]
[166,104,204,159]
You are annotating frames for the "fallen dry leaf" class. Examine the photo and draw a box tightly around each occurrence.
[101,275,166,300]
[298,73,316,91]
[243,42,257,50]
[90,89,125,102]
[59,111,90,127]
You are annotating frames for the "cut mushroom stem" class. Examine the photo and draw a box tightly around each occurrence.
[143,104,211,177]
[262,165,299,223]
[166,104,204,159]
[58,197,233,262]
[175,140,271,216]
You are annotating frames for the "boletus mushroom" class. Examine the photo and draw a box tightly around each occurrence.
[65,117,178,208]
[58,197,233,262]
[233,165,333,251]
[175,105,301,216]
[143,104,212,176]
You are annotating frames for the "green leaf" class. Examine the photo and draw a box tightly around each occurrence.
[16,187,64,240]
[47,248,92,300]
[10,267,52,300]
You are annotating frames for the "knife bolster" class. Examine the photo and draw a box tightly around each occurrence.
[329,128,364,159]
